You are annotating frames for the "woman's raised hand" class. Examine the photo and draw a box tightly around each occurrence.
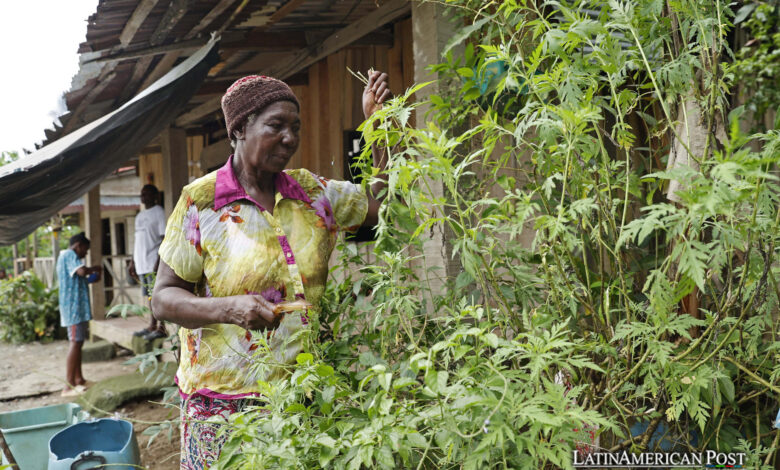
[227,295,284,330]
[363,70,391,119]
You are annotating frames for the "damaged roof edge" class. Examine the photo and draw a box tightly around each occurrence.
[0,37,220,245]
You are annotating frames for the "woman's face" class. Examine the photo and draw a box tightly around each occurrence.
[236,100,300,174]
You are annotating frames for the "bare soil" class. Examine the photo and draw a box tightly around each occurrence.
[0,340,180,469]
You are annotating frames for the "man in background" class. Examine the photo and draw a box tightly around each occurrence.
[130,184,167,340]
[56,232,101,396]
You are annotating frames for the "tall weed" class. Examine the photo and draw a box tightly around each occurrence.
[216,1,780,468]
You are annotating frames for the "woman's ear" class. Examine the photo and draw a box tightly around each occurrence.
[233,126,245,141]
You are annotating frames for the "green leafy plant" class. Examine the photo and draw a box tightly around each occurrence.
[0,270,59,343]
[207,0,780,468]
[107,272,180,391]
[734,0,780,131]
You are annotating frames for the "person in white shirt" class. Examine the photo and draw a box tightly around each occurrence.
[130,184,167,340]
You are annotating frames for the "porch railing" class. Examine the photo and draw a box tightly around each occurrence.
[102,254,141,307]
[31,254,142,308]
[33,257,56,287]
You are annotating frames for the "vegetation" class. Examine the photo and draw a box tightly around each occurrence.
[126,0,780,468]
[0,271,59,343]
[734,0,780,131]
[0,151,79,273]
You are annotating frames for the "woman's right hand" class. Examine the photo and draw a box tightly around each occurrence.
[226,295,283,330]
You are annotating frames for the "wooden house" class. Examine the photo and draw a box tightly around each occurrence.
[0,0,459,348]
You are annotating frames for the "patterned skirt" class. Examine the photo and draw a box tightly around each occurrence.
[180,394,249,469]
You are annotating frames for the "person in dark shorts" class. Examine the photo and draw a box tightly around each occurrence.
[130,184,167,340]
[55,232,102,397]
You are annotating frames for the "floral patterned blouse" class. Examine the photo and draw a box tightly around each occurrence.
[159,155,368,399]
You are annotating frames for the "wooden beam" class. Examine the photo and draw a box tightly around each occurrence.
[175,0,411,127]
[85,29,322,66]
[267,0,307,25]
[119,0,161,47]
[194,72,308,95]
[161,128,189,217]
[235,30,308,48]
[104,0,240,92]
[117,56,154,104]
[199,138,232,172]
[62,71,117,134]
[270,0,411,78]
[85,186,106,321]
[84,31,241,64]
[62,0,159,135]
[116,0,195,105]
[186,0,239,38]
[138,51,183,91]
[174,96,222,127]
[134,0,248,94]
[200,0,303,94]
[150,0,192,46]
[86,38,204,65]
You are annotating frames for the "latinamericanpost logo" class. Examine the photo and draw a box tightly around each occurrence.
[572,450,746,468]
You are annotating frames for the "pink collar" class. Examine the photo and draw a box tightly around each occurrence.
[214,155,311,211]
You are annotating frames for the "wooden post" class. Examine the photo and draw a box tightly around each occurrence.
[411,1,461,297]
[11,243,18,276]
[85,186,106,320]
[25,235,32,271]
[161,127,188,217]
[109,217,120,256]
[52,230,60,284]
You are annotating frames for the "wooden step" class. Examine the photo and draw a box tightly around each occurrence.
[90,316,148,351]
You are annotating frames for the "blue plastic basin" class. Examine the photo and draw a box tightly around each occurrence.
[48,418,140,470]
[0,402,82,469]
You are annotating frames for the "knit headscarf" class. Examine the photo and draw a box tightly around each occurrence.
[221,75,300,139]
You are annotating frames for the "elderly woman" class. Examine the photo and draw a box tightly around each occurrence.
[152,71,390,468]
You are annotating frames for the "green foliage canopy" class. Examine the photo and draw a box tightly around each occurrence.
[179,0,780,468]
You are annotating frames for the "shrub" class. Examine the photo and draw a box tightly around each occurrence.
[212,0,780,468]
[0,271,59,343]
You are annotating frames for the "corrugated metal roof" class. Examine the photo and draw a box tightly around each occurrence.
[62,195,142,214]
[39,0,402,149]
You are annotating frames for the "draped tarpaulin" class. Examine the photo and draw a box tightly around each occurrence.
[0,37,220,245]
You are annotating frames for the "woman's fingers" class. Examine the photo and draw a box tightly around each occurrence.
[372,73,388,92]
[369,73,390,105]
[367,72,388,93]
[236,295,278,330]
[366,70,378,91]
[363,70,390,118]
[375,82,389,103]
[254,296,279,327]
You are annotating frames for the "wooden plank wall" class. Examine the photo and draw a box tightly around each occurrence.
[139,135,206,190]
[138,152,163,189]
[187,135,205,180]
[151,17,414,184]
[289,17,414,179]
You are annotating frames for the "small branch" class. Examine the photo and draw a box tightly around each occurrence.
[723,357,780,395]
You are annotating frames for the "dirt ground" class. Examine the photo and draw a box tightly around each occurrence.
[0,339,180,469]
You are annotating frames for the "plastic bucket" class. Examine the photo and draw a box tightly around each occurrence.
[0,402,82,469]
[629,419,700,451]
[48,418,140,470]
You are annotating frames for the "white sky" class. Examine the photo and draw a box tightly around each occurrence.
[0,1,98,155]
